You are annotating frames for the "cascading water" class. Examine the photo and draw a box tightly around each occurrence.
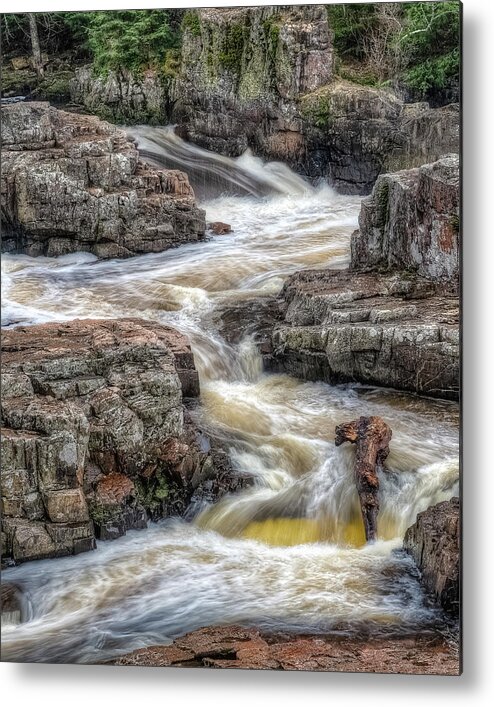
[1,127,459,664]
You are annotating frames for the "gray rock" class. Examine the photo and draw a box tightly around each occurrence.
[351,155,460,283]
[70,66,167,124]
[265,269,459,400]
[403,498,460,616]
[1,102,206,257]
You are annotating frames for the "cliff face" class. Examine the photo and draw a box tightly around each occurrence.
[68,5,459,195]
[171,5,333,157]
[1,319,247,564]
[1,102,205,258]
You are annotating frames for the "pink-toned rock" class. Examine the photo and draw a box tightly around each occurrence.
[208,221,232,235]
[112,624,460,675]
[404,497,460,616]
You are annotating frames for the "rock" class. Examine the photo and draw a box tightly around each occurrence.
[10,57,31,71]
[1,318,245,563]
[351,155,460,283]
[265,269,459,400]
[70,66,167,125]
[403,498,460,617]
[264,155,459,399]
[1,583,25,626]
[64,9,458,194]
[112,624,459,675]
[1,102,206,257]
[208,221,232,235]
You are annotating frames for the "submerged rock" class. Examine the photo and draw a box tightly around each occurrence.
[1,319,246,563]
[112,624,459,674]
[403,497,460,617]
[1,102,205,258]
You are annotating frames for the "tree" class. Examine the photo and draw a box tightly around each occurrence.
[28,13,44,77]
[398,1,460,99]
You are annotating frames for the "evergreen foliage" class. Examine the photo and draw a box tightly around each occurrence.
[400,2,460,97]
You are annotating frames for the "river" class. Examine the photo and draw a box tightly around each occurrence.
[1,127,459,664]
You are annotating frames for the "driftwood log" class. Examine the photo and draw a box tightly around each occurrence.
[335,416,392,543]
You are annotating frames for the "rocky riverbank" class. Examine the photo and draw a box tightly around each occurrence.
[264,155,460,399]
[111,624,459,675]
[1,318,248,564]
[1,102,205,258]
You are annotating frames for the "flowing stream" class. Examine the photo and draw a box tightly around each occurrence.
[1,127,459,664]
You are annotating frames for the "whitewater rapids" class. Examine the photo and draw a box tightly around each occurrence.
[1,127,459,664]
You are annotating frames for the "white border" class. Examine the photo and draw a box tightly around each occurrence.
[1,0,493,703]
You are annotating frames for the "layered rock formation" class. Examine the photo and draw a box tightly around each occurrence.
[265,155,460,399]
[112,624,459,675]
[172,6,458,194]
[68,5,459,194]
[404,497,460,617]
[1,319,246,563]
[1,102,205,258]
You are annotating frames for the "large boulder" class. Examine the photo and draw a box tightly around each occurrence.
[265,155,459,398]
[1,102,206,258]
[1,318,246,563]
[403,498,460,617]
[351,155,460,283]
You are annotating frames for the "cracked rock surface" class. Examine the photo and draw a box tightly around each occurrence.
[1,102,205,258]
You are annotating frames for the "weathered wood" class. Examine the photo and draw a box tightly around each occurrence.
[335,416,392,543]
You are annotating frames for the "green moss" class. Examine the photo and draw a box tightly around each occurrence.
[218,23,248,74]
[375,180,390,227]
[182,10,201,38]
[300,92,333,130]
[134,473,169,512]
[262,17,281,58]
[0,66,38,97]
[36,71,74,102]
[88,502,120,526]
[449,214,460,234]
[162,48,181,79]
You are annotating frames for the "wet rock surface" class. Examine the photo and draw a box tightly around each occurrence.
[264,269,459,400]
[265,155,459,399]
[404,498,460,617]
[112,624,459,674]
[1,102,205,258]
[1,319,247,563]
